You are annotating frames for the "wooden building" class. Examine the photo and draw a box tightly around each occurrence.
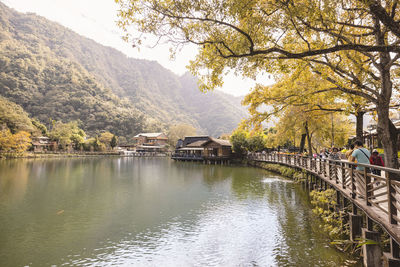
[132,132,168,152]
[174,140,207,159]
[172,136,232,163]
[134,133,168,146]
[31,136,57,152]
[363,120,400,150]
[202,138,232,158]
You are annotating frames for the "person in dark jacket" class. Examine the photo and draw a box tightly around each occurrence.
[370,149,384,176]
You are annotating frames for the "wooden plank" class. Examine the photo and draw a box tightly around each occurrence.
[391,192,400,204]
[394,185,400,196]
[368,183,387,193]
[370,198,388,205]
[392,215,400,224]
[370,190,389,199]
[392,180,400,187]
[370,201,389,214]
[392,201,400,213]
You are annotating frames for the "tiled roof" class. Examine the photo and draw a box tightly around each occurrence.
[134,132,165,138]
[207,137,231,146]
[186,140,208,147]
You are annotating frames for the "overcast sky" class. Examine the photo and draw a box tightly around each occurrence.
[2,0,274,97]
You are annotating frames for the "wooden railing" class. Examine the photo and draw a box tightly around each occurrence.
[248,152,400,243]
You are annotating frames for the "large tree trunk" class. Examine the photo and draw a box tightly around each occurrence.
[374,16,399,169]
[299,133,306,153]
[355,111,365,141]
[377,102,398,169]
[305,121,313,156]
[376,58,398,169]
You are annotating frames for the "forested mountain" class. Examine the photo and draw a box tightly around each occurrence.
[0,2,247,137]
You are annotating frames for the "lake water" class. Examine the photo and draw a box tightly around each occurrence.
[0,157,359,266]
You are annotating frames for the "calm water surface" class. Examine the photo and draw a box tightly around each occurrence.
[0,157,359,266]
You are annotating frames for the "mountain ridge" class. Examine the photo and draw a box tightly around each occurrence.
[0,2,247,137]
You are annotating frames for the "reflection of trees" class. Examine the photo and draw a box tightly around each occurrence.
[272,183,349,266]
[0,159,30,203]
[230,167,271,199]
[201,164,232,186]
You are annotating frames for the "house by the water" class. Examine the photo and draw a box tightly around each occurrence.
[118,133,168,153]
[173,136,232,164]
[31,136,57,152]
[134,132,168,152]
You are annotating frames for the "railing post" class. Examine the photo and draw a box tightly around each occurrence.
[387,171,398,225]
[341,162,346,189]
[335,161,339,184]
[314,158,317,173]
[328,160,332,180]
[365,168,371,206]
[350,166,356,199]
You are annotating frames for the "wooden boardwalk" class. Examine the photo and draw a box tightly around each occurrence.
[248,152,400,264]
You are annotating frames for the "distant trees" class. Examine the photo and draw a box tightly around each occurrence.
[110,135,118,150]
[99,132,114,149]
[0,38,147,139]
[230,130,248,156]
[0,129,31,153]
[0,96,36,134]
[49,121,86,150]
[167,123,197,147]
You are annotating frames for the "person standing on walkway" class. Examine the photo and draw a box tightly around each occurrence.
[349,140,371,171]
[370,149,384,176]
[329,147,341,160]
[345,144,355,161]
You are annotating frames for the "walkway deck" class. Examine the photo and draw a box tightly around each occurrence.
[248,152,400,245]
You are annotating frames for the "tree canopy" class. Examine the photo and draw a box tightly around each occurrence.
[117,0,400,167]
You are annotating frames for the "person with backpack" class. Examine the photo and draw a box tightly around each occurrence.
[369,149,384,176]
[349,140,371,171]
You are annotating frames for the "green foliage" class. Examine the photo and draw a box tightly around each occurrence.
[247,134,266,152]
[0,96,36,134]
[49,121,86,150]
[251,162,305,183]
[167,123,197,147]
[31,118,47,135]
[310,189,347,240]
[110,135,118,149]
[99,132,114,149]
[0,128,31,153]
[230,130,248,155]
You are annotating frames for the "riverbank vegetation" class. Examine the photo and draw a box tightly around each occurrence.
[0,96,121,157]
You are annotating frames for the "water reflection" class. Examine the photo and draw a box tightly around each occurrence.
[0,158,359,266]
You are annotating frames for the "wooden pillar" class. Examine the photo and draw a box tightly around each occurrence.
[350,167,356,199]
[391,238,400,258]
[349,213,363,241]
[366,217,374,231]
[341,162,346,189]
[362,228,382,267]
[336,190,341,209]
[365,168,371,206]
[343,197,348,209]
[387,172,398,225]
[384,238,400,266]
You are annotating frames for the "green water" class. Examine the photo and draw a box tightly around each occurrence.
[0,157,359,266]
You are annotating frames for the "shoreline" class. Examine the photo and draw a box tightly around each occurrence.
[0,151,169,159]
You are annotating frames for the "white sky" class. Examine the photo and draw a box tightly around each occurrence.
[2,0,274,97]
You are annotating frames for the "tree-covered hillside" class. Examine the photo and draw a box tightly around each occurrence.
[0,2,247,137]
